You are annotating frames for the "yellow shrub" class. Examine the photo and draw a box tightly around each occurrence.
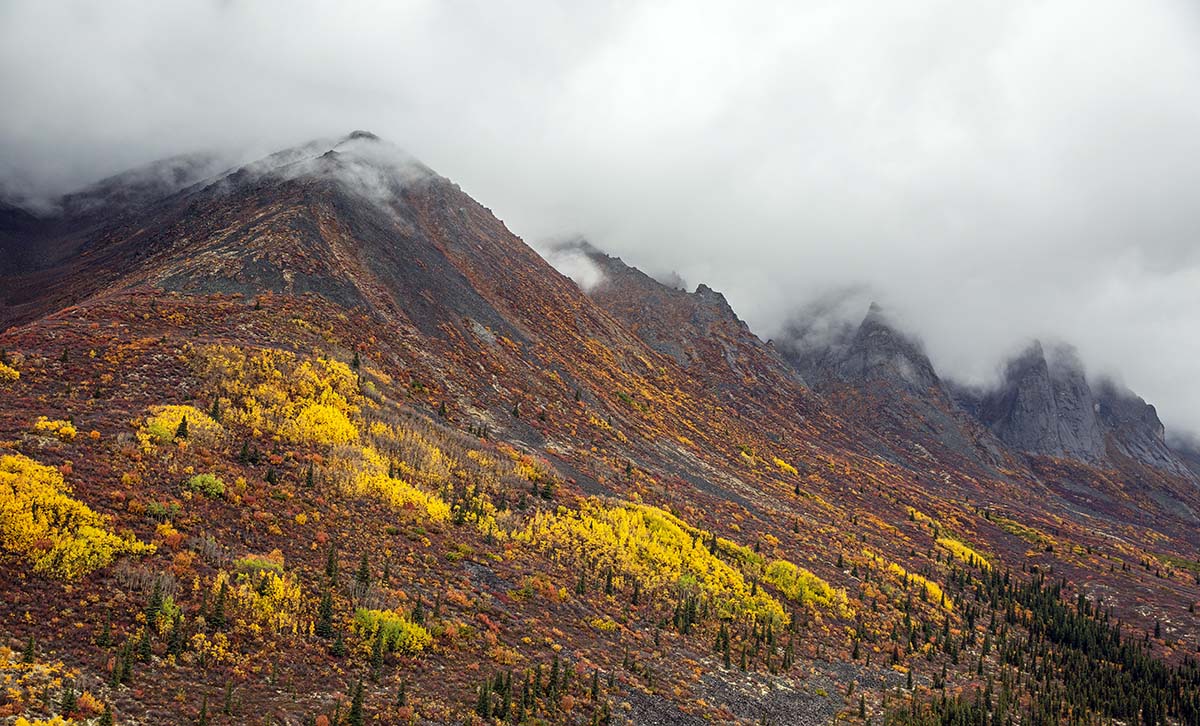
[764,559,847,612]
[335,445,451,522]
[0,360,18,384]
[32,417,76,441]
[0,453,154,579]
[517,499,787,626]
[773,457,799,476]
[211,566,303,634]
[192,346,361,442]
[287,402,358,445]
[353,608,433,654]
[139,404,222,448]
[937,537,991,570]
[884,559,950,611]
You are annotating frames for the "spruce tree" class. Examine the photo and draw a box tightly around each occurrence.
[316,589,334,638]
[347,679,364,726]
[212,581,228,628]
[61,682,77,715]
[99,704,114,726]
[325,545,339,581]
[174,415,189,440]
[355,553,371,591]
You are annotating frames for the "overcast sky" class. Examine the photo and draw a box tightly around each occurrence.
[2,0,1199,434]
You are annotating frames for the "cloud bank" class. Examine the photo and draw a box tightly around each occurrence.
[2,0,1199,433]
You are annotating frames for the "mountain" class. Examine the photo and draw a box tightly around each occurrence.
[2,134,1200,725]
[975,342,1106,462]
[573,241,808,404]
[971,342,1197,479]
[778,302,1008,471]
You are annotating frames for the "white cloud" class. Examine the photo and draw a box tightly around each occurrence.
[2,0,1199,433]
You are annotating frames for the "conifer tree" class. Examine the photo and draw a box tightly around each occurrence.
[355,552,371,591]
[347,680,364,726]
[330,630,346,658]
[61,682,77,715]
[316,589,334,638]
[174,415,189,440]
[325,545,339,581]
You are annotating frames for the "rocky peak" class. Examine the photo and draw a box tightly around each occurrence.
[574,242,805,392]
[837,302,944,395]
[1095,379,1195,478]
[978,341,1105,462]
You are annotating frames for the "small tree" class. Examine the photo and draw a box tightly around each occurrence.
[325,545,339,581]
[348,679,365,726]
[316,589,334,638]
[99,703,115,726]
[61,682,77,715]
[174,415,189,440]
[355,553,371,591]
[212,580,228,628]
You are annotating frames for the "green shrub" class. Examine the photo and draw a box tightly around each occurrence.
[186,473,225,498]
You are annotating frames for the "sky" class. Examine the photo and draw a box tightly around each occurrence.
[2,0,1199,434]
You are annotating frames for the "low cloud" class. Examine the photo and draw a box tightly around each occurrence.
[2,0,1199,434]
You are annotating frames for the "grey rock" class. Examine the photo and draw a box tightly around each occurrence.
[979,341,1106,462]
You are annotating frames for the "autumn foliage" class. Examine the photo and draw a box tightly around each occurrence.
[0,453,153,579]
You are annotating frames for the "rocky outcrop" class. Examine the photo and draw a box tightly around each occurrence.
[1095,380,1195,478]
[576,241,808,396]
[975,342,1196,478]
[836,303,946,396]
[978,342,1105,462]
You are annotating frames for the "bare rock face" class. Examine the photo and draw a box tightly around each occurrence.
[1095,380,1195,478]
[576,241,809,398]
[979,342,1106,462]
[836,302,945,396]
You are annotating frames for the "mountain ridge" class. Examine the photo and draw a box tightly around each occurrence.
[2,134,1199,725]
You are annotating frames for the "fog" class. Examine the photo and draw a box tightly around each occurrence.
[2,0,1199,433]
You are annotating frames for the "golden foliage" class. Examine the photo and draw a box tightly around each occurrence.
[353,608,433,654]
[517,499,787,626]
[936,537,992,570]
[333,445,451,522]
[877,554,951,611]
[31,417,76,441]
[0,360,18,385]
[763,559,847,613]
[211,564,303,634]
[139,404,222,448]
[192,345,360,443]
[288,402,358,446]
[772,457,799,476]
[0,453,153,579]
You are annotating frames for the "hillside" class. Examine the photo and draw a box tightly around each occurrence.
[1,133,1199,725]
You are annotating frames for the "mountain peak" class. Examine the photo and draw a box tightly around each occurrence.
[982,340,1105,462]
[344,129,381,142]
